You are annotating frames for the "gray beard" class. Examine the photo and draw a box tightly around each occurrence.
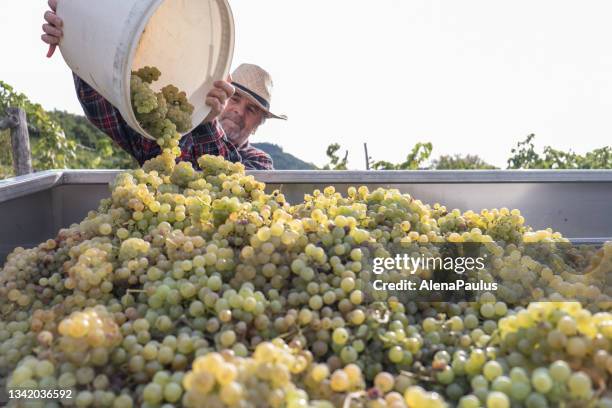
[220,120,243,147]
[224,129,242,147]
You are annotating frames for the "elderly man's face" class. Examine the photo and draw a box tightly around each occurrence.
[219,92,266,148]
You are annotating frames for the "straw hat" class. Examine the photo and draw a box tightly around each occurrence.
[231,63,287,120]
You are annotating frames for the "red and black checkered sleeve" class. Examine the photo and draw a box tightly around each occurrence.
[72,73,160,165]
[239,145,274,170]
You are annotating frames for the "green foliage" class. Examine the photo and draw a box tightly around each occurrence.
[0,81,77,174]
[48,110,137,170]
[322,143,348,170]
[48,110,105,149]
[431,154,497,170]
[0,129,13,178]
[328,135,609,171]
[506,134,544,169]
[251,143,317,170]
[372,142,433,170]
[507,134,612,169]
[1,82,138,179]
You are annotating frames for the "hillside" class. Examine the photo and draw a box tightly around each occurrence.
[252,142,317,170]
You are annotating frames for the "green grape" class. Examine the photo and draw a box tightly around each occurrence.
[163,382,183,403]
[332,328,349,346]
[330,369,350,392]
[525,393,549,408]
[458,395,480,408]
[568,371,592,399]
[483,360,503,381]
[68,391,90,408]
[491,376,512,394]
[531,368,553,394]
[549,360,571,382]
[388,346,404,364]
[486,391,510,408]
[471,375,488,390]
[510,381,531,401]
[374,371,394,393]
[435,366,455,385]
[143,383,163,404]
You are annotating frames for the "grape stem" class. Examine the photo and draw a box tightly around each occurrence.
[370,302,390,324]
[593,377,607,401]
[485,330,501,347]
[342,391,366,408]
[399,370,435,383]
[195,196,211,207]
[178,317,194,329]
[279,327,302,341]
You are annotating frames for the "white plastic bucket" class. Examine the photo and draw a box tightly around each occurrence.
[57,0,235,140]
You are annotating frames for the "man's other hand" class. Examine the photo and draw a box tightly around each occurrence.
[204,77,235,123]
[42,0,63,58]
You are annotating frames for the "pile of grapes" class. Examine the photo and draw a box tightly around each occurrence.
[0,69,611,408]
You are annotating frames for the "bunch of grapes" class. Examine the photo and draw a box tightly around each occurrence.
[181,340,315,407]
[498,302,612,378]
[64,239,114,293]
[404,386,447,408]
[56,306,123,364]
[133,67,162,84]
[130,66,194,151]
[162,84,194,133]
[130,75,159,115]
[462,209,527,245]
[6,357,63,398]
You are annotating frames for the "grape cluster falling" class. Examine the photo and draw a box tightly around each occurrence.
[0,68,611,408]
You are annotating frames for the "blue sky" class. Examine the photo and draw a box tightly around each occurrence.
[1,0,611,168]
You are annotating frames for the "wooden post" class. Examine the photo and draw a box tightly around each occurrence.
[363,142,370,170]
[0,107,32,176]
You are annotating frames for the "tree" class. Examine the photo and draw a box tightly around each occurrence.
[1,81,141,179]
[322,143,349,170]
[0,130,12,178]
[1,81,77,175]
[507,134,612,169]
[327,142,496,171]
[431,154,497,170]
[48,110,137,170]
[372,142,433,170]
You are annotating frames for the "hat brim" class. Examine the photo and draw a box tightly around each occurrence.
[234,87,287,120]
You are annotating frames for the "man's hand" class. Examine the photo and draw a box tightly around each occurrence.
[42,0,63,58]
[204,77,234,123]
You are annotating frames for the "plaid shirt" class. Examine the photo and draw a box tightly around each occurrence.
[238,143,273,170]
[73,74,273,170]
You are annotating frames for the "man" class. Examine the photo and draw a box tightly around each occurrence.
[41,0,286,170]
[218,64,288,170]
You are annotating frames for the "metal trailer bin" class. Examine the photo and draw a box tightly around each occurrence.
[1,169,612,264]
